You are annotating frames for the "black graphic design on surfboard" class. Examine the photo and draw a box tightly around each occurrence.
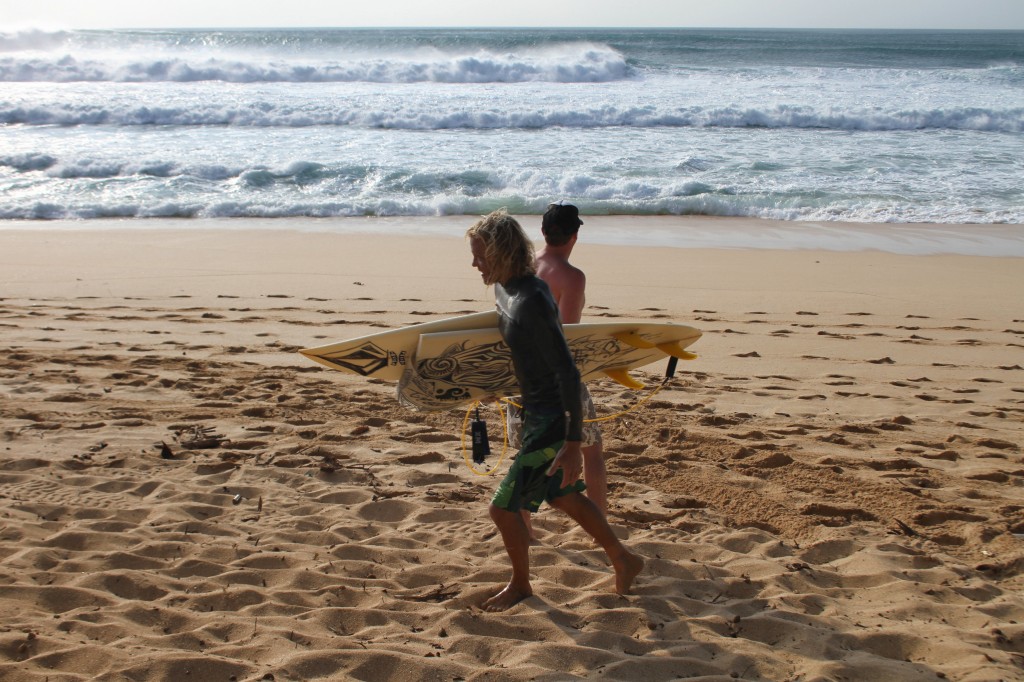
[399,332,677,411]
[320,342,399,376]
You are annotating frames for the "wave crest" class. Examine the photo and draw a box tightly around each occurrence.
[3,102,1020,133]
[0,43,631,84]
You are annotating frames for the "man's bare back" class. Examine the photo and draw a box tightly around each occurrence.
[536,247,586,324]
[536,202,607,514]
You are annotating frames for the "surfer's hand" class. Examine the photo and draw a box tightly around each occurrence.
[548,441,583,484]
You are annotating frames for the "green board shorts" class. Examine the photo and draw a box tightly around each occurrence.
[491,408,587,513]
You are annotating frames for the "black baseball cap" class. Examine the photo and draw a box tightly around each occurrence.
[542,200,583,235]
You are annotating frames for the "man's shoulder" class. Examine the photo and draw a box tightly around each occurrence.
[521,276,557,309]
[498,276,558,320]
[537,256,585,284]
[498,274,552,302]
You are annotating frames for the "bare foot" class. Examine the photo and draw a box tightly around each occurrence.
[613,551,644,595]
[482,583,532,612]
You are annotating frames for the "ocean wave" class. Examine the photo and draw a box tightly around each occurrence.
[3,191,1019,226]
[0,157,505,194]
[3,101,1021,133]
[0,29,74,51]
[0,152,57,172]
[0,44,631,84]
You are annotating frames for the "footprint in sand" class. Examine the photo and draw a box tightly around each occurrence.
[800,503,876,525]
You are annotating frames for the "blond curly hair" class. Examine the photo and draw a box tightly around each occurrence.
[466,209,536,286]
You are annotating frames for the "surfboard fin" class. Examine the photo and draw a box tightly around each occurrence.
[656,342,698,361]
[613,332,698,361]
[611,331,656,349]
[603,368,645,389]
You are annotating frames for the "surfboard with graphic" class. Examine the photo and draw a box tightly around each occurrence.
[397,320,701,411]
[299,311,700,412]
[297,310,498,380]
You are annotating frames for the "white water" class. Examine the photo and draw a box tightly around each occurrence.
[2,27,1022,236]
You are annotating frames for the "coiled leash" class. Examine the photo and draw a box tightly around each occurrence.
[460,356,680,476]
[460,403,511,476]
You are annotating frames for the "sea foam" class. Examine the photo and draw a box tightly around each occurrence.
[0,42,630,84]
[2,27,1021,232]
[2,100,1021,132]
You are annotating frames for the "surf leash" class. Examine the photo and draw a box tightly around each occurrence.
[459,400,511,476]
[461,361,680,474]
[583,356,681,422]
[501,368,676,425]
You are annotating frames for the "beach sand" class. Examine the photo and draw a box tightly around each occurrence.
[1,220,1022,681]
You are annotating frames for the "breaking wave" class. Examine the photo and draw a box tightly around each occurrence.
[3,101,1020,132]
[0,44,631,83]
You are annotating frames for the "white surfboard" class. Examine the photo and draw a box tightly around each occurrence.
[298,310,498,380]
[300,311,701,412]
[398,320,701,411]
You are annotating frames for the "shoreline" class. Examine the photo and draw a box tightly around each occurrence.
[2,225,1021,321]
[2,215,1023,256]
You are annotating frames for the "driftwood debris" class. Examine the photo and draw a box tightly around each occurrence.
[175,425,226,449]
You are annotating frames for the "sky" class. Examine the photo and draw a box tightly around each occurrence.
[3,0,1024,31]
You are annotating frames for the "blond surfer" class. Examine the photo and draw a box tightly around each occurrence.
[467,209,643,612]
[508,201,607,538]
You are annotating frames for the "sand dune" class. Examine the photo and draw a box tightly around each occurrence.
[1,226,1022,681]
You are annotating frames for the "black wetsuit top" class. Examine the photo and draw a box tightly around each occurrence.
[495,274,583,442]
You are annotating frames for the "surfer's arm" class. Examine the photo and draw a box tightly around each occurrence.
[547,439,583,484]
[523,296,583,442]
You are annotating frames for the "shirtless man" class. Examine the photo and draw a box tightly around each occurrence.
[535,201,607,513]
[467,210,643,612]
